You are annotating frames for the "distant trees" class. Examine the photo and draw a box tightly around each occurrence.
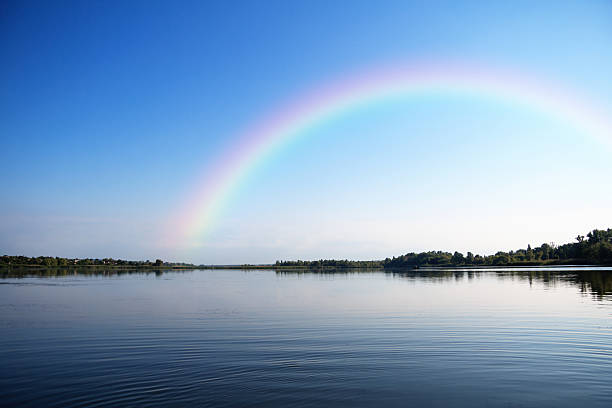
[526,245,534,261]
[0,256,181,268]
[2,228,612,269]
[381,228,612,268]
[275,258,382,268]
[273,228,612,269]
[451,251,465,265]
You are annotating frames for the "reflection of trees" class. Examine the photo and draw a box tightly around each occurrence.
[571,271,612,299]
[1,266,611,300]
[493,270,612,300]
[276,268,612,300]
[0,267,185,279]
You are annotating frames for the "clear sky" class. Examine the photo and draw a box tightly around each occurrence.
[1,0,611,264]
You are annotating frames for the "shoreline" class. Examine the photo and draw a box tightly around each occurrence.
[1,263,611,271]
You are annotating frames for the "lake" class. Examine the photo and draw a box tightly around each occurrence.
[0,267,611,407]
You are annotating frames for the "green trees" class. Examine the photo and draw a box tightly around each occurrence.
[377,228,612,268]
[2,228,612,269]
[526,245,534,261]
[492,252,511,265]
[0,256,183,268]
[584,241,612,264]
[451,252,465,265]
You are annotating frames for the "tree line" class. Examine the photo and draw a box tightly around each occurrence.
[3,228,611,269]
[0,256,187,267]
[275,228,612,268]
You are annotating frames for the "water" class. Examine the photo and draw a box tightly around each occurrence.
[0,267,611,407]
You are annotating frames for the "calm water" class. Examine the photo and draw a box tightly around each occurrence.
[1,267,611,407]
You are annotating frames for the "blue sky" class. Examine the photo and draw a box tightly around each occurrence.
[1,1,611,263]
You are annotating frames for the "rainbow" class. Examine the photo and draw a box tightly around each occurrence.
[171,62,612,247]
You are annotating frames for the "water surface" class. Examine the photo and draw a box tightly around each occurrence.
[1,267,611,407]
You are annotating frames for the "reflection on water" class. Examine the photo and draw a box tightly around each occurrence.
[277,267,612,299]
[3,266,612,299]
[0,266,611,407]
[0,267,172,278]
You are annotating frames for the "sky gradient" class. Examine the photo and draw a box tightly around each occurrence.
[1,1,612,264]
